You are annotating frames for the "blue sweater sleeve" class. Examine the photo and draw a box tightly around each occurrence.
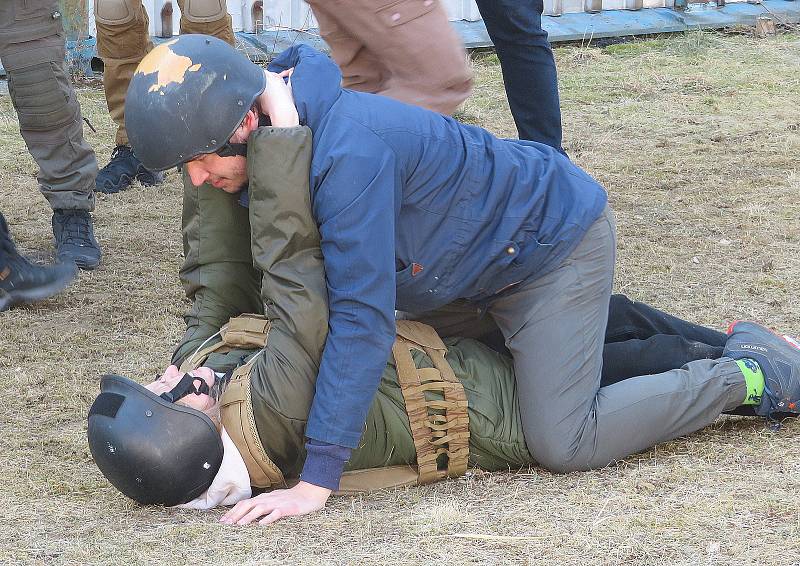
[300,440,352,490]
[303,133,399,457]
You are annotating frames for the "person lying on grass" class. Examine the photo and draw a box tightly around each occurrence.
[115,34,800,523]
[90,291,784,525]
[88,120,797,524]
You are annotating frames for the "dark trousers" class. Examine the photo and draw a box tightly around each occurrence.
[603,295,726,385]
[474,293,727,385]
[0,213,10,265]
[407,209,747,472]
[474,0,563,150]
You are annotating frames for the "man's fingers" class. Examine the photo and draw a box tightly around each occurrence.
[236,504,273,525]
[258,508,284,525]
[220,484,327,526]
[222,497,264,523]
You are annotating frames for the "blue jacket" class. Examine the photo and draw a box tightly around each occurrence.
[268,46,607,453]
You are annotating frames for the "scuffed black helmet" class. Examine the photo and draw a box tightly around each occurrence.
[87,374,223,506]
[125,34,266,171]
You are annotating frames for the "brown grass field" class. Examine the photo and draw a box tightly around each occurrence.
[1,30,798,565]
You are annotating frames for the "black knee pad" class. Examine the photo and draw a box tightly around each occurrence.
[7,61,78,131]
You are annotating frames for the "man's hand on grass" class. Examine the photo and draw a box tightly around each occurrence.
[220,480,331,525]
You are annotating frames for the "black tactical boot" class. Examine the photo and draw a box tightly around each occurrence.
[95,145,165,194]
[0,242,77,312]
[724,321,800,418]
[52,209,102,270]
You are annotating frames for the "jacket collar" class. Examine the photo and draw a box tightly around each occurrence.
[267,44,342,130]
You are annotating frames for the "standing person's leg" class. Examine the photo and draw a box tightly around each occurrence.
[307,1,389,96]
[94,0,164,192]
[0,0,102,270]
[176,0,235,44]
[489,207,749,472]
[0,212,76,311]
[306,0,472,115]
[473,0,562,149]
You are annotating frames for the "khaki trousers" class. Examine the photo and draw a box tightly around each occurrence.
[306,0,472,115]
[0,0,97,211]
[95,0,234,146]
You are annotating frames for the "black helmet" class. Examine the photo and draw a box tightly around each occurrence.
[87,374,224,507]
[125,34,266,171]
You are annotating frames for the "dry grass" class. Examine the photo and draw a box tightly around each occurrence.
[1,30,799,565]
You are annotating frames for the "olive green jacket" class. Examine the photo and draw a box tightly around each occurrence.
[174,127,532,483]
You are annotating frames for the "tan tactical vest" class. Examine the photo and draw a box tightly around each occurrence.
[180,315,470,494]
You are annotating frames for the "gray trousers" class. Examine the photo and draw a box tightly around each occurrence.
[408,206,747,472]
[0,0,96,212]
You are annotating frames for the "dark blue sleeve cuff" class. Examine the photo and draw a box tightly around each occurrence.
[300,440,352,491]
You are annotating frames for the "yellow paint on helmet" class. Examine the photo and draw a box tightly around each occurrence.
[135,39,203,94]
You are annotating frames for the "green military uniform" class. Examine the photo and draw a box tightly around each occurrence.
[0,0,96,212]
[174,126,533,489]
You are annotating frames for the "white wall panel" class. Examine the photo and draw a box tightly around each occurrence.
[86,0,754,38]
[442,0,482,20]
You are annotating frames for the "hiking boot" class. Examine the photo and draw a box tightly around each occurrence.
[52,209,102,270]
[95,145,165,194]
[0,250,77,312]
[724,321,800,418]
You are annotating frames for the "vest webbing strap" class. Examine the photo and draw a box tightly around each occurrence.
[181,314,284,489]
[392,320,470,485]
[220,353,286,489]
[179,314,272,373]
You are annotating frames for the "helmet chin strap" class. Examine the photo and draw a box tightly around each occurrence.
[215,142,248,158]
[160,372,211,403]
[160,370,234,404]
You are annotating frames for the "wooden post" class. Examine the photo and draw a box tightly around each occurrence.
[755,15,776,37]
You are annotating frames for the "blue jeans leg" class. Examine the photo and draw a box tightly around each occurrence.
[474,0,563,150]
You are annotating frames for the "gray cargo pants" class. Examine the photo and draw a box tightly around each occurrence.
[408,206,748,472]
[0,0,96,212]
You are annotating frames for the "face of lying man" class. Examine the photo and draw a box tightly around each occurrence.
[146,365,217,412]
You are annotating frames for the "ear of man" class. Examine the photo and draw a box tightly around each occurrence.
[232,109,261,143]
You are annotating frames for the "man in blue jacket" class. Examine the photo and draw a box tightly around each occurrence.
[125,36,800,524]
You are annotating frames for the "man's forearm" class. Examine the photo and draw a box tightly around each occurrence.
[174,172,261,365]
